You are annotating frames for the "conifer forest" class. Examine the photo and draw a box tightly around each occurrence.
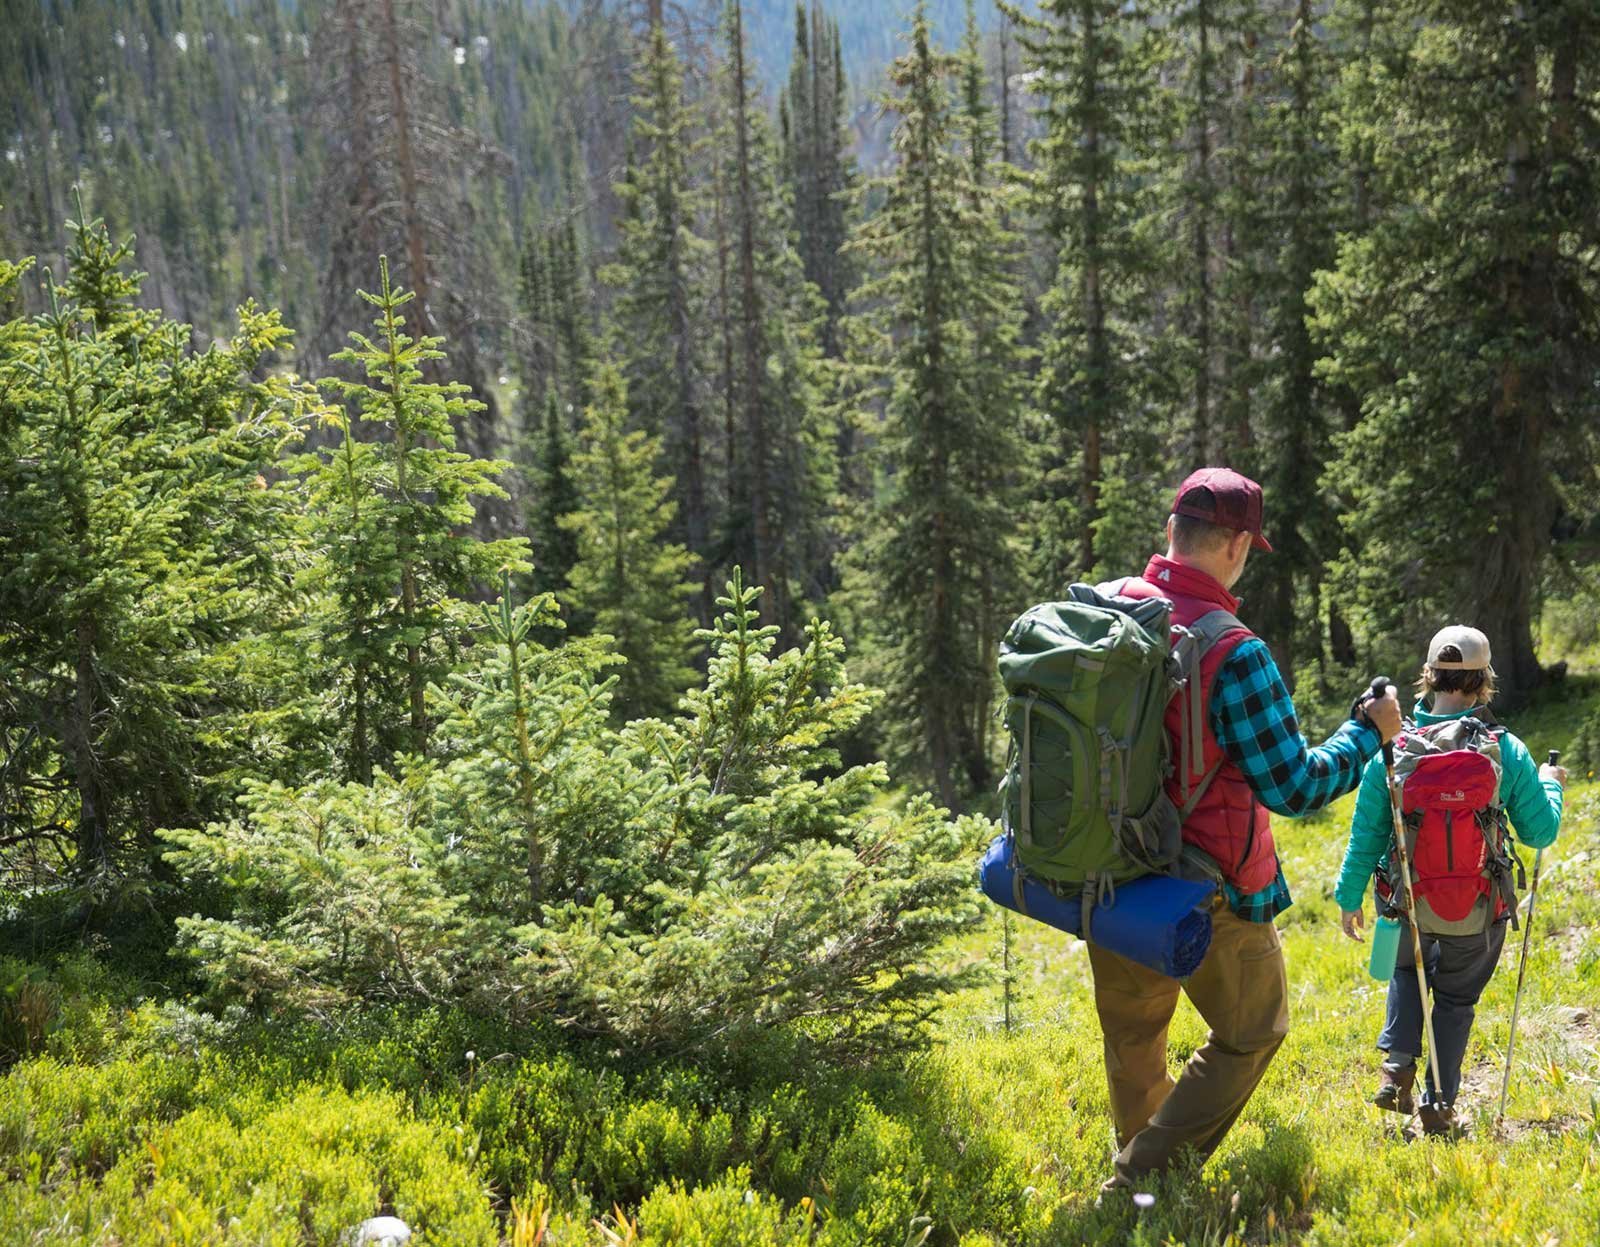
[2,1,1600,1244]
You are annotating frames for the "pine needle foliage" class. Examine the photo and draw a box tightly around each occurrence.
[561,362,700,722]
[163,573,987,1062]
[299,258,527,781]
[1310,0,1600,704]
[0,214,310,877]
[1019,0,1174,583]
[604,21,713,560]
[522,383,580,604]
[842,3,1028,810]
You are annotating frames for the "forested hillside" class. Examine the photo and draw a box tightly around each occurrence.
[3,0,1600,1242]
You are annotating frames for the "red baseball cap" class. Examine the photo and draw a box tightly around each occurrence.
[1171,467,1273,552]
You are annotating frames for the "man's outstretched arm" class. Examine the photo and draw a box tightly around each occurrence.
[1211,638,1383,818]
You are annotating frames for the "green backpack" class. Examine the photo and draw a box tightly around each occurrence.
[997,584,1240,929]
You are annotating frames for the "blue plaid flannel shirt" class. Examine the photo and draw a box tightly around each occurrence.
[1209,637,1382,922]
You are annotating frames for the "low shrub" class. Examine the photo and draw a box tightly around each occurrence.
[0,1083,497,1246]
[163,579,987,1065]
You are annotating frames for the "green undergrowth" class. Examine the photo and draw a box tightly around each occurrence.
[2,723,1598,1243]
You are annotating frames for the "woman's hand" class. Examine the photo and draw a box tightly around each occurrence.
[1340,908,1366,941]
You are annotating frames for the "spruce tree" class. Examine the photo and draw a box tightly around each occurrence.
[605,21,713,564]
[1237,0,1344,685]
[1310,0,1600,704]
[525,384,580,602]
[560,362,700,722]
[303,258,526,780]
[845,3,1027,809]
[0,216,309,875]
[1021,0,1172,583]
[722,0,836,638]
[780,3,856,362]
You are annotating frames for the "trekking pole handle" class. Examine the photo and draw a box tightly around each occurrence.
[1549,750,1560,766]
[1370,676,1394,763]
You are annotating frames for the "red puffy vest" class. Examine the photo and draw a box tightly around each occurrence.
[1107,555,1279,893]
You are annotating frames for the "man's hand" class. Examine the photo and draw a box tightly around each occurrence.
[1540,762,1568,788]
[1341,908,1365,941]
[1362,684,1402,744]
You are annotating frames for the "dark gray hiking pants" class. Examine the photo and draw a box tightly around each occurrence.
[1379,918,1507,1107]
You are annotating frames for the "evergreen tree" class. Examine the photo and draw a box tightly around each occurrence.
[605,22,713,563]
[845,4,1027,809]
[0,216,308,876]
[524,384,581,602]
[1237,0,1345,685]
[1165,0,1262,466]
[1021,0,1172,583]
[722,0,836,638]
[517,215,597,419]
[780,3,856,361]
[302,259,526,781]
[166,572,986,1062]
[1311,0,1600,705]
[561,362,700,721]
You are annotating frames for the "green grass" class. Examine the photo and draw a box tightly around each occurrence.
[2,722,1598,1244]
[939,771,1600,1245]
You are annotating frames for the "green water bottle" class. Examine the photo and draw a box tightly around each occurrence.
[1368,914,1401,981]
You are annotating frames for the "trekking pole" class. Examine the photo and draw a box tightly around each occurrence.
[1371,675,1442,1115]
[1497,749,1557,1124]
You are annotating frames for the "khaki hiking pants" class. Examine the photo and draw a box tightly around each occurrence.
[1088,900,1290,1182]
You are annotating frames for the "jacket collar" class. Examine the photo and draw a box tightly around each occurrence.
[1142,554,1240,614]
[1415,701,1479,725]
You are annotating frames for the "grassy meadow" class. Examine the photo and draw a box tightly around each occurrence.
[2,678,1597,1247]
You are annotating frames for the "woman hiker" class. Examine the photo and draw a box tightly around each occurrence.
[1335,625,1566,1137]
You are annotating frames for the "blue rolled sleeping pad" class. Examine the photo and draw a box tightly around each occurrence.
[978,834,1217,978]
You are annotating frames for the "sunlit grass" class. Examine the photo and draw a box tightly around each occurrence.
[938,771,1600,1244]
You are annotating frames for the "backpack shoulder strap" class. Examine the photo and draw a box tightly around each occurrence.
[1186,608,1249,658]
[1171,609,1252,811]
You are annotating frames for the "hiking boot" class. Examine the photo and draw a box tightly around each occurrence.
[1418,1103,1465,1139]
[1373,1064,1416,1115]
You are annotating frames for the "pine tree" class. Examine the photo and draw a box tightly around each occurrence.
[525,384,581,602]
[1237,0,1344,686]
[1021,0,1172,583]
[845,3,1027,809]
[605,21,713,564]
[166,571,986,1062]
[0,215,309,876]
[303,258,527,781]
[722,0,835,638]
[1166,0,1264,467]
[780,3,856,361]
[1311,0,1600,705]
[561,362,700,721]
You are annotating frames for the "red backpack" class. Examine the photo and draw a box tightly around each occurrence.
[1375,717,1523,935]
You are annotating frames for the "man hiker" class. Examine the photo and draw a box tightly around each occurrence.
[1335,626,1565,1137]
[1092,467,1402,1193]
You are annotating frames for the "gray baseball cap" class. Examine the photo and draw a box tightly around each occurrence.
[1427,625,1492,670]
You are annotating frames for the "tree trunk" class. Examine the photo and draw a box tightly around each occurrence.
[1079,0,1105,576]
[1191,0,1213,464]
[731,1,777,627]
[69,614,108,874]
[1482,12,1552,707]
[380,0,433,337]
